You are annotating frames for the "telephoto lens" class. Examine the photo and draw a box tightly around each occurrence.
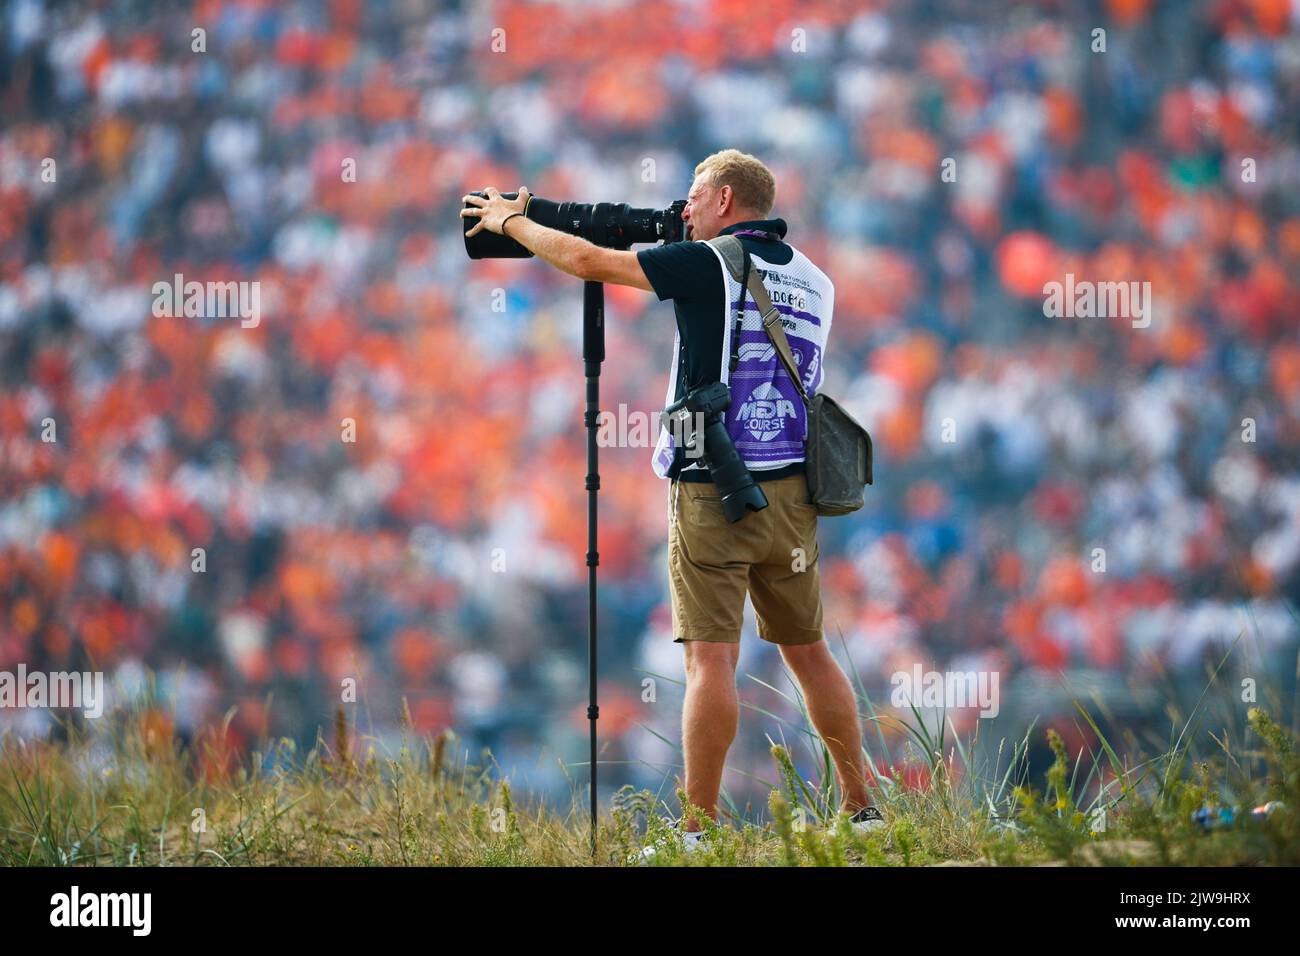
[701,417,769,522]
[463,194,686,259]
[462,191,532,259]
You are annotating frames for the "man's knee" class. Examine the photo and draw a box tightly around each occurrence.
[778,639,833,674]
[683,640,740,679]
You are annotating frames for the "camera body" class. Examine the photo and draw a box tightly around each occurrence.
[463,194,687,258]
[662,381,769,522]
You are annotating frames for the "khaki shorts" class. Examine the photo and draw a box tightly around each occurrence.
[668,473,824,646]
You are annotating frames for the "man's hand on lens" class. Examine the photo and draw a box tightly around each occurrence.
[460,186,531,237]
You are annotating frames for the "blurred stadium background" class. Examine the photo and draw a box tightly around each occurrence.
[2,0,1299,815]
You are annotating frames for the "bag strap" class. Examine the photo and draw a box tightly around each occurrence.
[706,235,811,407]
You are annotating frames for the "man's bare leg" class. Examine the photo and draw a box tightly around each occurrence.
[778,640,873,813]
[681,640,741,831]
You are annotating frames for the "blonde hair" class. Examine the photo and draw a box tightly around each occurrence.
[693,149,776,217]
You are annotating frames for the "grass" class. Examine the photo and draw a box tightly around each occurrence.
[1,639,1297,866]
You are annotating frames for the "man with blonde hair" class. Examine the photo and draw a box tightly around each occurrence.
[462,148,884,857]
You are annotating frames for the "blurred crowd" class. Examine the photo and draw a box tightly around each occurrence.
[2,0,1299,807]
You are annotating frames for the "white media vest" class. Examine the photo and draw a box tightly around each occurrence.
[652,241,835,478]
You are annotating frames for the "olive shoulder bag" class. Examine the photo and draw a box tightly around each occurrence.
[706,235,873,515]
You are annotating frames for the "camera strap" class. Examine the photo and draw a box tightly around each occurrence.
[729,250,751,375]
[705,235,810,407]
[724,231,781,375]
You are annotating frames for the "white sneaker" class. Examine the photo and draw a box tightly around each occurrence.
[843,806,886,834]
[632,824,708,863]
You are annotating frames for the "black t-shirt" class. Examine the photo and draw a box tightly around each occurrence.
[636,218,803,482]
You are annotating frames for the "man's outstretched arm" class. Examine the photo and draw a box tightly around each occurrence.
[460,186,654,292]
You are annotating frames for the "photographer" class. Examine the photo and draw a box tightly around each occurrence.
[461,149,883,851]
